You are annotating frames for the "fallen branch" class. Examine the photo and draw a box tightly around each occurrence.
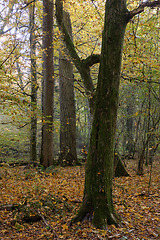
[0,201,27,211]
[37,210,59,238]
[37,210,50,228]
[0,204,20,211]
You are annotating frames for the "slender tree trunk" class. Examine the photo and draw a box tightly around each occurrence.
[72,0,128,228]
[58,11,78,166]
[126,99,134,156]
[29,1,37,163]
[41,0,54,168]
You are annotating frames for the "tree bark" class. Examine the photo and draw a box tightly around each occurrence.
[58,11,78,166]
[56,0,159,229]
[41,0,54,168]
[126,92,134,156]
[55,0,96,115]
[72,0,128,228]
[29,1,37,164]
[114,154,129,177]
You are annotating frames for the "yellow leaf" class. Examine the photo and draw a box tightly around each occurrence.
[62,224,68,230]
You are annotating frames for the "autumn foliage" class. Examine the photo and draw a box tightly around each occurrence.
[0,161,159,239]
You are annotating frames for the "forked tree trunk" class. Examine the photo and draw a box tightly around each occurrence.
[56,0,159,229]
[72,0,128,228]
[58,11,78,166]
[41,0,54,168]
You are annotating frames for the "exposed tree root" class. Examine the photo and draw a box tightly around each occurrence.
[71,200,121,229]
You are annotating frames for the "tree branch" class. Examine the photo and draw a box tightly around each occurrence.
[55,0,81,71]
[20,0,36,10]
[0,43,18,68]
[55,0,96,113]
[82,54,100,68]
[128,0,160,20]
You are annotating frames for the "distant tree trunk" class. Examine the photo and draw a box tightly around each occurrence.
[137,113,160,175]
[114,154,130,177]
[41,0,54,168]
[29,1,37,163]
[58,11,78,166]
[126,100,134,156]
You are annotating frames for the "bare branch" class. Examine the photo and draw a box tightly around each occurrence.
[128,0,160,20]
[20,0,36,10]
[0,43,18,68]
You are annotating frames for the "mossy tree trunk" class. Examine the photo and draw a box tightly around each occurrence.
[56,0,160,229]
[72,0,128,228]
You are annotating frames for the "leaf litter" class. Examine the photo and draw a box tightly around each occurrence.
[0,160,159,239]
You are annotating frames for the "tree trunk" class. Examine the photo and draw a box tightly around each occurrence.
[41,0,54,168]
[72,0,128,228]
[58,11,78,166]
[126,94,134,156]
[29,1,37,164]
[114,154,129,177]
[56,0,159,229]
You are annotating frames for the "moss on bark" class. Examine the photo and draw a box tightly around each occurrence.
[72,0,128,229]
[114,155,130,177]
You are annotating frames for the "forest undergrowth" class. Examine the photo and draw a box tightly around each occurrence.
[0,159,159,239]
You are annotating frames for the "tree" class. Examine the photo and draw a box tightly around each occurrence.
[40,0,54,168]
[56,0,160,228]
[29,0,37,164]
[0,1,14,36]
[126,97,134,156]
[58,11,78,166]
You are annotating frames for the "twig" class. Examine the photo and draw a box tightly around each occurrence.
[0,44,18,68]
[108,229,134,239]
[0,201,27,211]
[37,210,50,228]
[37,210,59,237]
[0,204,19,211]
[90,0,103,20]
[20,0,36,10]
[108,233,121,239]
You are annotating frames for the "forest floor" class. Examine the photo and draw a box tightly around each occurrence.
[0,159,159,240]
